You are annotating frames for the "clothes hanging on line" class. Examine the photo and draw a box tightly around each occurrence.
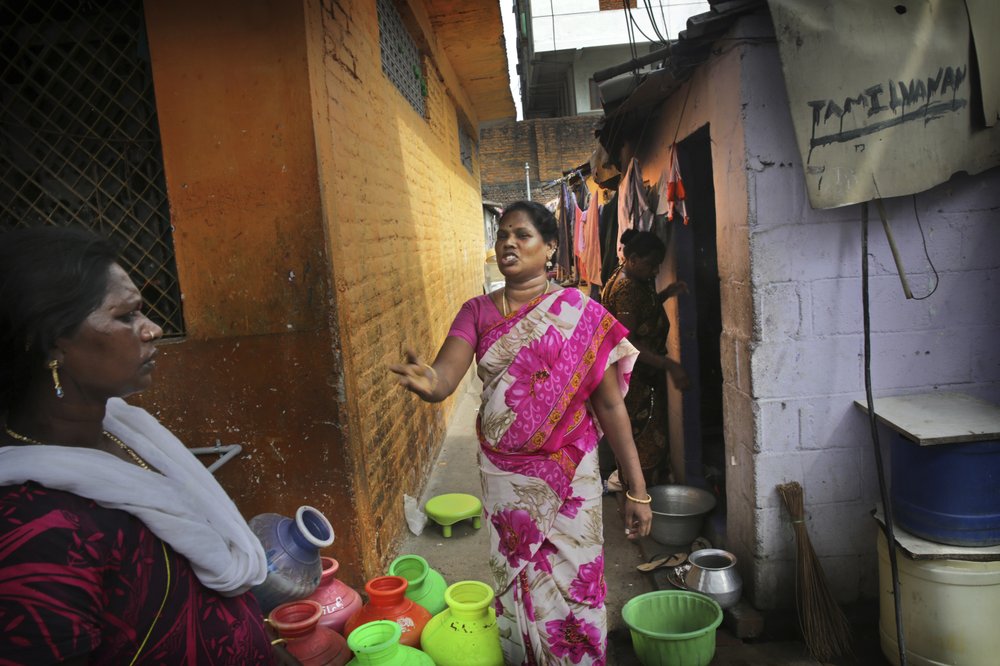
[600,190,621,286]
[618,158,655,241]
[555,183,575,275]
[578,183,604,287]
[657,146,689,225]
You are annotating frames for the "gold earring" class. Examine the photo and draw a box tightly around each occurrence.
[48,360,64,398]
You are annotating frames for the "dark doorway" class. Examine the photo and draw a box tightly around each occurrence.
[673,126,725,501]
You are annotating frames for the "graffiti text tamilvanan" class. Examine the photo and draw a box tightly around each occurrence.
[807,65,968,152]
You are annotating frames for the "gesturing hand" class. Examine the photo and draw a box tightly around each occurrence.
[389,348,438,400]
[659,281,688,300]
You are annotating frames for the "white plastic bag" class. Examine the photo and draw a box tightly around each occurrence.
[403,494,427,536]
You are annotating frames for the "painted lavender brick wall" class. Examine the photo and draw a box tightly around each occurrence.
[736,22,1000,608]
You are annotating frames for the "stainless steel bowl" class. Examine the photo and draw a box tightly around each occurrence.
[647,485,717,546]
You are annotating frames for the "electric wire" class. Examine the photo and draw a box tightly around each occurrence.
[658,0,668,37]
[862,201,909,666]
[548,0,557,51]
[908,194,940,300]
[642,0,670,44]
[625,3,663,46]
[623,0,638,63]
[670,74,694,147]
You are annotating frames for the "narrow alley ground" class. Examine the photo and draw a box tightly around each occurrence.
[396,376,888,664]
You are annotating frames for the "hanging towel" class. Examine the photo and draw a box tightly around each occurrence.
[617,158,655,262]
[574,191,587,260]
[579,182,604,287]
[600,191,621,285]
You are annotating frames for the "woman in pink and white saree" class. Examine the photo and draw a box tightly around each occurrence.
[477,286,638,665]
[392,201,652,665]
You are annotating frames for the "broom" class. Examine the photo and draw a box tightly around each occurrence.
[776,481,852,661]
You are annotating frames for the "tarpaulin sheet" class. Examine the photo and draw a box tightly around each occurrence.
[767,0,1000,209]
[967,0,1000,127]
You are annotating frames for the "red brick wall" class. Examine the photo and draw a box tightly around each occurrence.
[480,116,598,205]
[599,0,636,9]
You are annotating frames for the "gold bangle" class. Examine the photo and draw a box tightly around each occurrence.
[625,490,652,504]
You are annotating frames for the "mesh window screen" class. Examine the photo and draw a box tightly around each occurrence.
[377,0,426,116]
[0,0,184,336]
[458,123,474,173]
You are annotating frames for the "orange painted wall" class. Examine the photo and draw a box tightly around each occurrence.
[135,0,506,584]
[140,0,363,581]
[304,0,491,576]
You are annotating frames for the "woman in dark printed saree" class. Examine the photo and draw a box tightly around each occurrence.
[391,201,653,665]
[600,229,689,487]
[0,227,290,665]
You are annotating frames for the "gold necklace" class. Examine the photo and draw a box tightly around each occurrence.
[4,424,151,471]
[502,281,551,317]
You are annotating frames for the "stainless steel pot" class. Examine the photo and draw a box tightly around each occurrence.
[684,548,743,609]
[648,485,716,546]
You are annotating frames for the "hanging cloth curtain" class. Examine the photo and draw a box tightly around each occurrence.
[599,191,620,286]
[657,146,689,225]
[556,183,575,274]
[573,188,586,269]
[617,157,655,263]
[578,182,604,287]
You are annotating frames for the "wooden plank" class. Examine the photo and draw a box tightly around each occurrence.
[854,392,1000,446]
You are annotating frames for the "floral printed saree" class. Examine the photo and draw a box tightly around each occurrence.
[472,287,637,665]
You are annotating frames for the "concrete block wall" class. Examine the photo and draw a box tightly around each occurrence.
[631,23,755,549]
[480,116,598,205]
[635,11,1000,609]
[305,0,494,576]
[740,28,1000,608]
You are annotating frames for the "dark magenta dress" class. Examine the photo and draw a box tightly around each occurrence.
[0,482,274,665]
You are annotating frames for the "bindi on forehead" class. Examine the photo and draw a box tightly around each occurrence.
[500,219,537,232]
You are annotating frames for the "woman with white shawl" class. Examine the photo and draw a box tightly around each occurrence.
[0,227,287,665]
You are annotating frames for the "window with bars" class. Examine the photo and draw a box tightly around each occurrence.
[377,0,426,117]
[0,0,184,336]
[458,123,475,173]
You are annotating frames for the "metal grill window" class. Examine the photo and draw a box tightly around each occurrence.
[0,0,184,336]
[377,0,426,116]
[458,123,474,173]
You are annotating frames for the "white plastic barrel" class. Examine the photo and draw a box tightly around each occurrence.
[878,531,1000,665]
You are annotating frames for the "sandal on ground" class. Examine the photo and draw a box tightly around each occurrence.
[636,552,687,573]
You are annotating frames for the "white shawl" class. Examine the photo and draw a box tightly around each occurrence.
[0,398,267,596]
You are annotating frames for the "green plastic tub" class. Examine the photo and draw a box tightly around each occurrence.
[621,590,723,666]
